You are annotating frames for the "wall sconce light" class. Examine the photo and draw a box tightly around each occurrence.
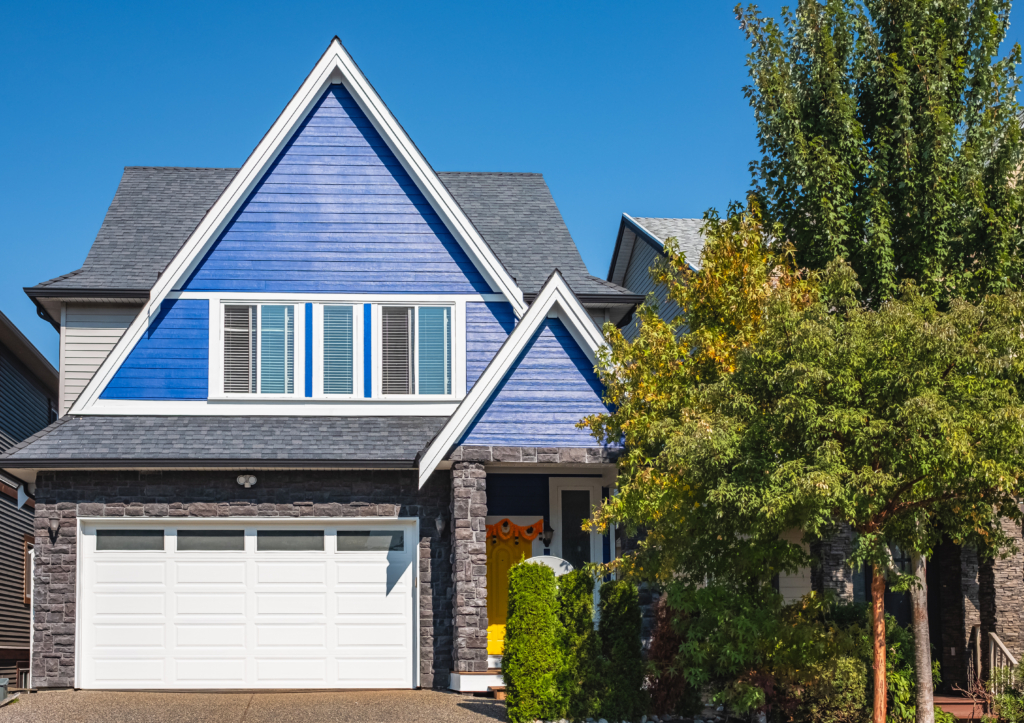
[540,521,554,548]
[47,517,60,543]
[236,474,257,489]
[435,515,446,534]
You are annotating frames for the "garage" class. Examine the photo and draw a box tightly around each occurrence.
[76,519,418,690]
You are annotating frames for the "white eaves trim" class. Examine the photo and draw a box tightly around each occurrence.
[70,37,525,415]
[417,271,605,487]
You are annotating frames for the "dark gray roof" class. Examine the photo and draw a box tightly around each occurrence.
[437,173,635,299]
[35,168,239,291]
[0,416,447,467]
[30,167,634,301]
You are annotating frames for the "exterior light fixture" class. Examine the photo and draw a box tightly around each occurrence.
[236,474,257,489]
[435,515,446,534]
[540,521,554,547]
[47,517,60,542]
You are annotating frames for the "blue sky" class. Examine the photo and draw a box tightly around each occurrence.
[1,0,1020,365]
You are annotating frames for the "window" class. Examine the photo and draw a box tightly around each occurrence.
[177,529,244,551]
[337,530,404,552]
[223,304,294,394]
[257,530,324,551]
[323,305,354,395]
[380,305,451,395]
[96,529,164,551]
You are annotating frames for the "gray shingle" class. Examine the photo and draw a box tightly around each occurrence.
[0,416,447,464]
[632,217,706,269]
[32,168,633,300]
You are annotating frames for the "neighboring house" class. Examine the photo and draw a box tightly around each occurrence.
[0,310,58,687]
[1,38,641,692]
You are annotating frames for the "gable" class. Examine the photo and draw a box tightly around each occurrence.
[459,318,607,447]
[181,85,492,294]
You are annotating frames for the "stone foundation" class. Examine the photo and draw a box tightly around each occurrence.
[31,469,453,689]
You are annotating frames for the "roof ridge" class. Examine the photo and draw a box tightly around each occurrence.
[437,171,543,177]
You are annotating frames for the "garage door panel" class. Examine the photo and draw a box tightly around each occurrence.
[93,624,165,648]
[94,593,165,615]
[176,562,246,584]
[92,658,165,683]
[95,561,165,584]
[175,659,247,683]
[256,624,327,648]
[257,562,326,584]
[257,593,326,615]
[81,522,416,689]
[175,624,246,648]
[177,592,246,615]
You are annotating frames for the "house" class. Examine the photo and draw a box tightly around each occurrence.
[0,310,58,687]
[0,38,642,692]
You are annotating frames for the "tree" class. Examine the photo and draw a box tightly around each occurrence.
[739,0,1024,307]
[584,217,1024,723]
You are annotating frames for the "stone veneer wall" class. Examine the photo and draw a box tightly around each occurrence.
[810,523,856,602]
[450,462,488,673]
[31,469,452,689]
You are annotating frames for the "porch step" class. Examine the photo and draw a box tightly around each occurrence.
[935,695,985,722]
[488,686,506,701]
[449,668,503,693]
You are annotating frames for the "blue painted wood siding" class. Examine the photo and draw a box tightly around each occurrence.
[100,300,209,400]
[181,86,492,294]
[466,302,515,390]
[460,318,609,447]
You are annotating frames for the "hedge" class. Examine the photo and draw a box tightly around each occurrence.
[598,579,647,722]
[558,569,602,721]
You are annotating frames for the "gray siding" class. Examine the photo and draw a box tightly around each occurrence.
[0,351,51,452]
[619,231,683,341]
[61,304,141,414]
[0,492,32,650]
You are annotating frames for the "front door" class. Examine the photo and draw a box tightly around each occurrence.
[549,478,604,572]
[485,518,542,656]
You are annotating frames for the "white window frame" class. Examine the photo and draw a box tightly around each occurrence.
[373,302,457,401]
[311,303,363,400]
[211,301,306,400]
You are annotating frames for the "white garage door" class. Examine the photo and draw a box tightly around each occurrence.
[77,520,417,689]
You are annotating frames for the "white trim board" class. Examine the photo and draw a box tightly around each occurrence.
[70,37,525,415]
[417,271,606,486]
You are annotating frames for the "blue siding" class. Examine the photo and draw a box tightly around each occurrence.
[460,318,609,447]
[100,299,209,400]
[181,85,492,294]
[466,302,515,390]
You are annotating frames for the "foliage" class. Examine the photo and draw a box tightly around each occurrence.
[557,569,602,722]
[991,668,1024,723]
[597,580,648,722]
[738,0,1024,306]
[646,596,701,717]
[503,561,564,723]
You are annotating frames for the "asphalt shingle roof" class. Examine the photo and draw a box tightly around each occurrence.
[632,217,706,269]
[33,167,633,300]
[0,416,447,465]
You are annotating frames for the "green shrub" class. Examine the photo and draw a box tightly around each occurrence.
[598,579,648,722]
[646,596,701,718]
[557,569,602,722]
[788,655,870,723]
[503,561,564,723]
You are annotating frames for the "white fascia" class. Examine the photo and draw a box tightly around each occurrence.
[417,271,605,487]
[70,37,525,415]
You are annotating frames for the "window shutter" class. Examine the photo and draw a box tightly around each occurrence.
[323,305,354,394]
[417,307,451,394]
[381,306,413,394]
[223,305,255,393]
[260,305,294,394]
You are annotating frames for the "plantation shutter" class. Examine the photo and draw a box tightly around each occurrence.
[417,307,451,394]
[323,305,354,394]
[260,305,294,394]
[224,305,256,393]
[381,306,413,394]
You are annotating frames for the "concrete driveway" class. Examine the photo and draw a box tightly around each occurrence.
[0,689,507,723]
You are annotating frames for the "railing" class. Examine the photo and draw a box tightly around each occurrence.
[990,632,1019,694]
[968,625,982,687]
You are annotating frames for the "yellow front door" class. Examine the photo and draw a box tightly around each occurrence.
[485,519,542,656]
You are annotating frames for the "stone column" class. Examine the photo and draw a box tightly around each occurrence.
[450,462,488,673]
[811,523,856,602]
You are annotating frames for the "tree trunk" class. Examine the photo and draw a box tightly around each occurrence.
[911,552,934,723]
[872,564,888,723]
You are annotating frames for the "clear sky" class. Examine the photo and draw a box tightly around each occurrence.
[2,0,1021,366]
